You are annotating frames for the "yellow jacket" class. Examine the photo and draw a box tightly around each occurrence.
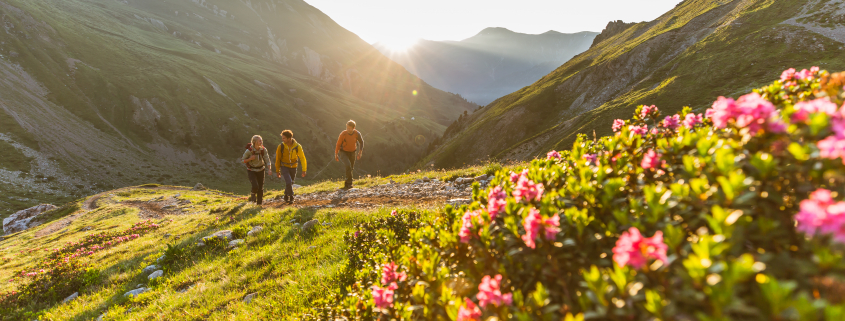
[275,139,307,172]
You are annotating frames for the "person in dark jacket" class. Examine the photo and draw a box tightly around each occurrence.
[334,120,364,189]
[242,135,271,205]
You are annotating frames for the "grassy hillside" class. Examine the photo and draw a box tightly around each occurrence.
[0,0,476,217]
[0,163,508,320]
[420,0,845,169]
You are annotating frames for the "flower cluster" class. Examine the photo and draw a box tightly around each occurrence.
[612,227,668,270]
[459,210,482,243]
[795,189,845,242]
[370,261,407,309]
[706,93,786,134]
[521,208,560,249]
[486,186,507,220]
[476,275,513,308]
[511,171,544,203]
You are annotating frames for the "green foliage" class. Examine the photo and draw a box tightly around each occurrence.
[311,70,845,320]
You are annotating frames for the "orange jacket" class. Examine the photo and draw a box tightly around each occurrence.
[335,129,363,153]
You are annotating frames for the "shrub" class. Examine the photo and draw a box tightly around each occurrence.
[310,68,845,320]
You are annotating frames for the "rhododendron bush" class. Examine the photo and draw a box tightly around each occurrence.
[308,69,845,320]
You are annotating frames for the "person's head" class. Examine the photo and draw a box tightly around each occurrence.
[251,135,263,148]
[346,120,356,133]
[281,130,293,144]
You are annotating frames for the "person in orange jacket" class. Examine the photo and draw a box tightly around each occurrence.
[335,120,364,189]
[275,130,307,204]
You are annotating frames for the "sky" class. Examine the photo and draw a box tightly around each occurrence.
[305,0,683,50]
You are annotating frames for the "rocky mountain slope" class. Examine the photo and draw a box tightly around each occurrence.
[0,0,476,217]
[419,0,845,168]
[375,28,598,105]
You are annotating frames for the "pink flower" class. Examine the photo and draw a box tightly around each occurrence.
[487,187,507,220]
[521,208,559,249]
[354,230,360,238]
[706,93,785,133]
[683,113,703,129]
[391,210,398,216]
[640,105,658,119]
[792,98,839,122]
[612,227,668,269]
[795,68,813,80]
[818,136,845,165]
[781,68,796,82]
[459,210,482,243]
[662,115,681,130]
[509,170,527,183]
[641,150,663,170]
[512,174,544,203]
[476,275,513,308]
[546,150,561,160]
[584,154,597,165]
[795,189,845,243]
[629,125,648,136]
[457,298,482,321]
[372,283,398,308]
[612,119,625,132]
[381,262,407,285]
[811,66,820,74]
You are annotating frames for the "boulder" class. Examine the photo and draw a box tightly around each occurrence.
[142,265,159,274]
[227,239,245,248]
[202,230,233,243]
[3,204,58,235]
[196,241,205,247]
[243,292,257,303]
[148,270,163,280]
[448,198,471,206]
[413,179,423,184]
[247,226,263,237]
[301,219,319,232]
[474,174,488,182]
[124,288,147,298]
[62,292,78,304]
[192,183,207,191]
[422,176,430,182]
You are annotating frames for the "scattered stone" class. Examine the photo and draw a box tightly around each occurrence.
[124,288,147,298]
[448,198,471,206]
[292,184,302,189]
[326,205,334,208]
[197,223,207,227]
[174,194,181,198]
[228,239,245,247]
[196,241,206,247]
[164,233,172,238]
[2,204,58,235]
[308,246,316,250]
[96,313,105,321]
[301,219,319,231]
[148,270,163,280]
[192,183,207,191]
[202,230,233,243]
[243,292,257,303]
[322,222,332,226]
[62,292,78,304]
[156,255,165,263]
[423,176,430,182]
[474,174,488,182]
[136,284,144,289]
[142,265,159,274]
[247,226,263,237]
[413,179,423,184]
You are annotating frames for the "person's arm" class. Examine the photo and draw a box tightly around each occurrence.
[356,130,364,159]
[262,149,272,174]
[275,145,282,174]
[335,133,343,161]
[298,145,307,176]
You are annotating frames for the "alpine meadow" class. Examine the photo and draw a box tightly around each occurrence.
[2,0,845,320]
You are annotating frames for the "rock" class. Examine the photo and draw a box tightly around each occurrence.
[243,292,257,303]
[390,179,396,184]
[196,241,205,247]
[96,313,105,321]
[292,184,302,189]
[202,230,233,243]
[448,198,471,206]
[3,204,58,235]
[156,255,165,263]
[62,292,78,304]
[124,287,147,298]
[228,239,245,247]
[455,177,465,184]
[322,222,331,226]
[413,179,423,184]
[301,219,319,232]
[136,284,144,289]
[423,176,430,182]
[164,233,172,238]
[348,188,360,192]
[247,226,263,237]
[289,219,297,224]
[474,174,488,182]
[148,270,163,280]
[142,265,159,274]
[192,183,207,191]
[308,246,316,250]
[174,194,181,198]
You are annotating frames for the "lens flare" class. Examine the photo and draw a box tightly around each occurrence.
[412,90,418,96]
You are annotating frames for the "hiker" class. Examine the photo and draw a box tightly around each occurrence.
[275,130,307,204]
[242,135,272,205]
[335,120,364,189]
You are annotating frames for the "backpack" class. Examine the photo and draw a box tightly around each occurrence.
[245,143,267,169]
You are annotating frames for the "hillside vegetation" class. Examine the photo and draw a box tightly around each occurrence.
[0,0,475,217]
[421,0,845,169]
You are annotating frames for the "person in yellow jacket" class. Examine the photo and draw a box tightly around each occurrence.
[275,130,307,204]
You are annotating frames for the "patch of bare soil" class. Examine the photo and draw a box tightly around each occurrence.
[267,196,457,210]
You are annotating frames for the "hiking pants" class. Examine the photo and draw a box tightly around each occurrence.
[341,150,356,186]
[247,170,265,204]
[280,166,297,197]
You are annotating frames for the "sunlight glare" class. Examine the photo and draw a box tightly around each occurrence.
[379,37,418,53]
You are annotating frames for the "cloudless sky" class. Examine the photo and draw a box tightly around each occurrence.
[305,0,683,49]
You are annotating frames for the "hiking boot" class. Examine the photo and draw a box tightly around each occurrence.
[248,193,256,202]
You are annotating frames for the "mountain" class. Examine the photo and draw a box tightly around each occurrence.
[419,0,845,169]
[375,28,598,105]
[0,0,476,216]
